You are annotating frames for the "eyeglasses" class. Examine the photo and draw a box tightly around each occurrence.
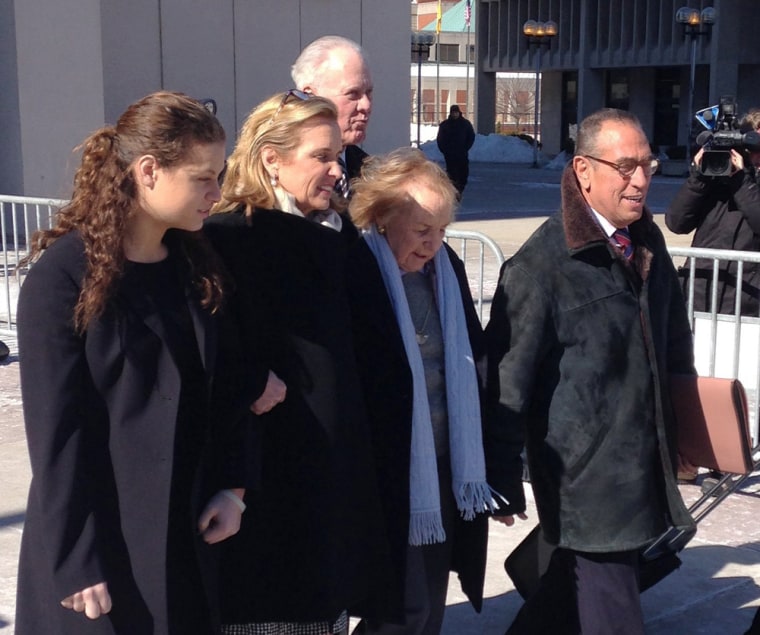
[583,155,660,178]
[268,89,311,125]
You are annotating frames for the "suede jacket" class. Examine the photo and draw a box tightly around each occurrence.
[485,165,696,552]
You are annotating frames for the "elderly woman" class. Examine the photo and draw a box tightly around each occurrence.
[203,92,385,635]
[347,148,494,635]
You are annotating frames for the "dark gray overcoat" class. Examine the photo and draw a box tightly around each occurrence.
[485,166,697,552]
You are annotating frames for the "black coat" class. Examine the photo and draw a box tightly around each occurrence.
[485,166,696,552]
[345,144,369,180]
[15,232,248,635]
[203,209,387,623]
[436,116,475,161]
[346,240,488,622]
[666,169,760,315]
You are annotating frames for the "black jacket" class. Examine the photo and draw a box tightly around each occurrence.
[15,231,248,635]
[485,165,696,552]
[203,209,387,623]
[666,168,760,315]
[345,144,369,180]
[346,239,488,622]
[436,115,475,160]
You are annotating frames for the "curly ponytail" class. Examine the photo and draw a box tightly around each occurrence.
[26,92,226,332]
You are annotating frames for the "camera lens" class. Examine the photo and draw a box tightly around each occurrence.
[700,150,733,177]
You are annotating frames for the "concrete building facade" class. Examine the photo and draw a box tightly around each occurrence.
[0,0,410,197]
[475,0,760,157]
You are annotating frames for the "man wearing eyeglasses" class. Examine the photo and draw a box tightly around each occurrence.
[485,108,696,634]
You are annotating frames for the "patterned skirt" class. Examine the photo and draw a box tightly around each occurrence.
[221,611,348,635]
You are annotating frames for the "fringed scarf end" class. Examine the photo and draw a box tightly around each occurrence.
[408,511,447,546]
[455,481,500,520]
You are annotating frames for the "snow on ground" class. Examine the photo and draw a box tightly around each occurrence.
[411,123,565,167]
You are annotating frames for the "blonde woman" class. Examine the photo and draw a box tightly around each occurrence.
[203,92,386,635]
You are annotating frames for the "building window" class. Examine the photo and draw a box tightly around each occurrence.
[653,68,681,149]
[422,88,436,123]
[439,44,459,63]
[607,70,629,111]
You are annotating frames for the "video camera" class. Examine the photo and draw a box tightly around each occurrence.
[695,96,760,177]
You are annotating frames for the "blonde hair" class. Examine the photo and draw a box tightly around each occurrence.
[349,147,458,229]
[213,92,338,215]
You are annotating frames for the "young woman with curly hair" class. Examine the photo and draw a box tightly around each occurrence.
[15,91,251,635]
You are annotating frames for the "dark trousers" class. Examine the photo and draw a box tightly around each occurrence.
[353,459,455,635]
[506,547,644,635]
[443,156,469,195]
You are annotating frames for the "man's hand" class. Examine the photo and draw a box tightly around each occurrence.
[61,582,112,619]
[729,148,746,174]
[492,512,528,527]
[250,370,286,415]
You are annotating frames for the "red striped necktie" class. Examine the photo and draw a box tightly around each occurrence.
[613,227,633,260]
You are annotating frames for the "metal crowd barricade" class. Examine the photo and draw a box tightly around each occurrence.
[668,245,760,444]
[0,195,63,335]
[445,228,506,323]
[0,199,507,333]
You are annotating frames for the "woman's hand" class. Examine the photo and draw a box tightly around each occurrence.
[61,581,112,619]
[250,370,287,415]
[198,488,245,544]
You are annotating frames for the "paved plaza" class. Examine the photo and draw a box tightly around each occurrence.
[1,162,759,634]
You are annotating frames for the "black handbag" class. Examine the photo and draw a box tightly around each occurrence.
[504,523,695,600]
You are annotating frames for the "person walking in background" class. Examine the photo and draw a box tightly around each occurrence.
[203,91,386,635]
[666,108,760,317]
[485,108,696,634]
[436,105,475,198]
[15,91,249,635]
[292,35,374,202]
[346,147,494,635]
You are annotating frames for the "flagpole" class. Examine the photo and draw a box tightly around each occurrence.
[465,25,471,118]
[464,0,472,120]
[436,36,441,123]
[436,0,442,122]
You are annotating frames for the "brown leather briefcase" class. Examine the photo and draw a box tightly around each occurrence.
[669,374,753,475]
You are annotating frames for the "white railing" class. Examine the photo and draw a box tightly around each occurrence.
[0,195,63,334]
[3,193,759,440]
[669,246,760,442]
[445,228,506,323]
[0,198,508,334]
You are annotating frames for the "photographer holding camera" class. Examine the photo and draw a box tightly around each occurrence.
[666,107,760,316]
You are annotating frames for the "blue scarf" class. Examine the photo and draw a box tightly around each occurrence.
[364,225,497,545]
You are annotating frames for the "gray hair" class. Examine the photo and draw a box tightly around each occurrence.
[291,35,366,89]
[575,108,643,157]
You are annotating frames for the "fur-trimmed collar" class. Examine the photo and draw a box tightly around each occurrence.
[559,164,655,279]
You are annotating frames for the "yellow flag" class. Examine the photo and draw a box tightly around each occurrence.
[436,0,442,33]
